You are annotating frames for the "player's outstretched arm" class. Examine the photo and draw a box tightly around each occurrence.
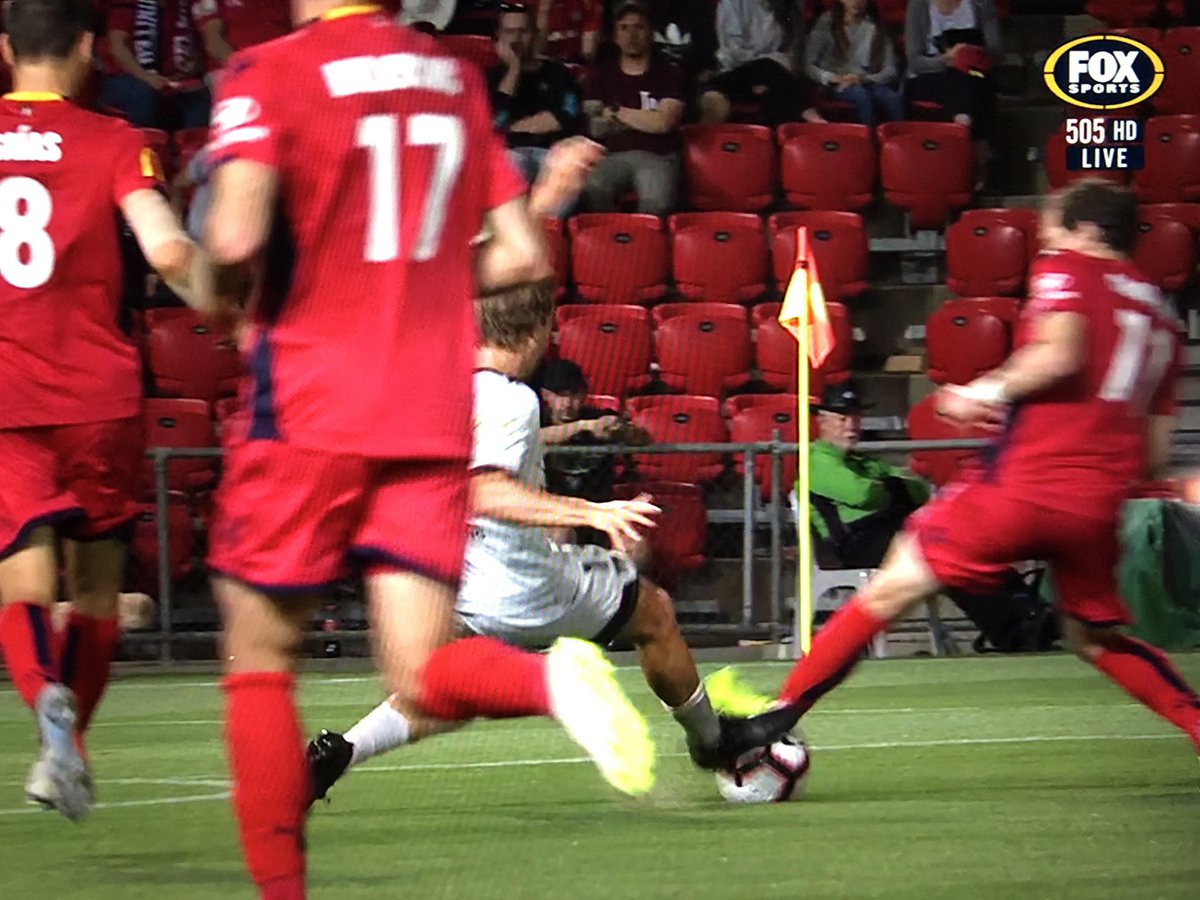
[471,471,660,551]
[120,188,208,309]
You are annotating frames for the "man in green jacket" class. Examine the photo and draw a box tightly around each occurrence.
[793,381,930,567]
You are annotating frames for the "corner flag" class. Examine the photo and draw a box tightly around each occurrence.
[779,228,837,656]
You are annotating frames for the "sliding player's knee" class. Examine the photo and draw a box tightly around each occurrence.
[625,580,679,646]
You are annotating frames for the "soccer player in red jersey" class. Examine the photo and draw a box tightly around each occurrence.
[201,5,653,897]
[191,0,291,72]
[742,179,1200,761]
[0,0,202,821]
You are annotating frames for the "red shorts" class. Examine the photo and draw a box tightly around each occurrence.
[0,417,143,559]
[908,481,1130,627]
[207,437,470,593]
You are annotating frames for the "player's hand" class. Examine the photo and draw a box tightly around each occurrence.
[529,136,604,216]
[936,385,1007,431]
[144,72,172,92]
[593,415,622,438]
[590,494,661,553]
[838,73,862,88]
[497,40,520,70]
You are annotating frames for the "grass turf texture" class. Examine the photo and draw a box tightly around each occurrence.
[1,654,1198,899]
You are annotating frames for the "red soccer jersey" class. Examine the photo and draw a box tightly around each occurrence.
[986,249,1182,515]
[0,94,163,428]
[191,0,291,68]
[208,7,526,459]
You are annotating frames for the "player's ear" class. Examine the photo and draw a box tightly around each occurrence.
[0,36,13,70]
[76,31,94,66]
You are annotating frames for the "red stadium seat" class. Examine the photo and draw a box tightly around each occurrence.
[627,395,728,484]
[725,393,802,418]
[1134,115,1200,203]
[752,301,852,393]
[1157,28,1200,115]
[925,298,1020,386]
[129,500,195,593]
[874,0,908,29]
[729,399,800,502]
[568,213,669,305]
[668,212,769,304]
[652,303,753,397]
[680,124,777,212]
[145,309,241,403]
[143,398,218,498]
[1134,208,1198,293]
[945,209,1034,297]
[878,122,973,229]
[1084,0,1160,27]
[555,305,653,396]
[613,481,707,587]
[767,211,869,300]
[437,34,498,71]
[777,122,875,211]
[906,394,986,487]
[545,217,569,299]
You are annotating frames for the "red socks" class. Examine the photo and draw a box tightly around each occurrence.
[223,672,307,899]
[779,598,886,713]
[419,636,550,721]
[1092,634,1200,752]
[57,609,120,733]
[0,601,59,709]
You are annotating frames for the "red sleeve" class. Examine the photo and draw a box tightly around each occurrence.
[208,49,282,170]
[1150,329,1183,417]
[1026,255,1086,316]
[111,124,166,206]
[191,0,220,29]
[106,1,135,33]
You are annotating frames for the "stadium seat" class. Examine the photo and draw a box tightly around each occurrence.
[555,305,653,397]
[1084,0,1160,27]
[945,209,1034,297]
[874,0,908,29]
[728,399,800,502]
[627,395,728,484]
[652,303,753,397]
[613,481,707,587]
[926,298,1020,385]
[144,308,242,403]
[753,301,852,393]
[129,500,195,593]
[668,212,769,304]
[724,393,802,418]
[680,124,778,212]
[776,122,875,211]
[568,213,669,305]
[437,33,498,71]
[906,394,987,487]
[143,398,218,498]
[545,217,569,299]
[1157,28,1200,115]
[1134,208,1198,293]
[1044,118,1130,190]
[767,211,869,300]
[1134,115,1200,203]
[878,122,973,229]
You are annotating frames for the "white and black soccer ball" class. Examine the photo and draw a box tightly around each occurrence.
[714,730,811,804]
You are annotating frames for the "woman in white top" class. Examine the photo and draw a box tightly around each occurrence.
[806,0,903,127]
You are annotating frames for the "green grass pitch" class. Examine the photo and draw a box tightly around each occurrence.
[1,654,1198,899]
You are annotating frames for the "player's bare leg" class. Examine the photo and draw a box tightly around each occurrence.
[1061,617,1200,754]
[366,571,654,797]
[0,526,90,821]
[216,577,321,900]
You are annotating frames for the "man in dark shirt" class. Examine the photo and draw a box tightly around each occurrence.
[488,4,583,210]
[582,0,685,214]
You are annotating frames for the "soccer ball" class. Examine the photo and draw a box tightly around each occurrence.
[714,730,811,804]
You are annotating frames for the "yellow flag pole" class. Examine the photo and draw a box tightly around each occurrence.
[796,290,813,658]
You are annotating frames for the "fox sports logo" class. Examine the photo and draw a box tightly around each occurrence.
[1044,35,1164,110]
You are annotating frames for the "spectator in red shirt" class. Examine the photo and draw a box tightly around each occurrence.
[534,0,601,63]
[191,0,291,73]
[98,0,209,128]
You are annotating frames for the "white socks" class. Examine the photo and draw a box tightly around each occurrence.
[345,701,412,767]
[670,683,721,748]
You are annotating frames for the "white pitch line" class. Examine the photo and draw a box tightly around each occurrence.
[0,791,229,817]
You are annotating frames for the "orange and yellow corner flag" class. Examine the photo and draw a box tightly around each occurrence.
[778,227,835,369]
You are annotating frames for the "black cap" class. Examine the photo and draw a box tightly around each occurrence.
[538,359,589,395]
[816,380,873,413]
[613,0,651,21]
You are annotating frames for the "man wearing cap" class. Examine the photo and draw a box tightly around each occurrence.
[795,380,930,569]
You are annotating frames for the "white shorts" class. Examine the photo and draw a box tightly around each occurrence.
[457,543,640,649]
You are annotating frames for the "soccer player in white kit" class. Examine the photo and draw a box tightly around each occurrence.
[308,280,783,798]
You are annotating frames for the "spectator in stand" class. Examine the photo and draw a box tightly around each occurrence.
[904,0,1000,183]
[645,0,719,85]
[805,0,903,128]
[699,0,824,127]
[191,0,291,74]
[534,0,602,63]
[582,1,685,215]
[99,0,210,128]
[489,4,583,203]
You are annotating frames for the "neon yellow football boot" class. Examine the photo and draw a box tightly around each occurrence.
[705,667,776,718]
